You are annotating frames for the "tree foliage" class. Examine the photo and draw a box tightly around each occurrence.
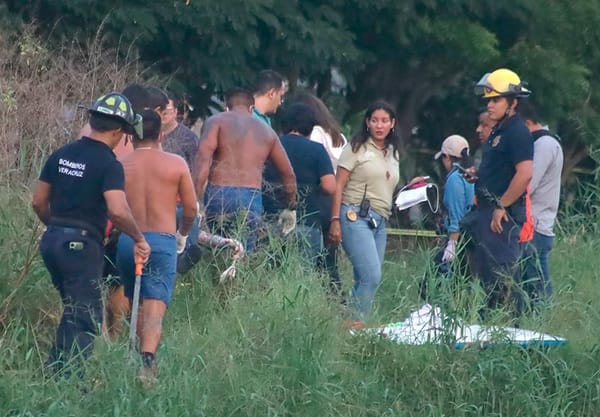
[3,0,600,177]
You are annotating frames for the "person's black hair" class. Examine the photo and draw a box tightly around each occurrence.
[146,87,169,111]
[225,87,254,109]
[121,83,150,113]
[279,103,316,137]
[485,95,519,114]
[89,112,126,133]
[447,147,474,166]
[139,109,162,141]
[441,147,474,171]
[516,99,541,123]
[166,90,181,112]
[351,100,401,160]
[253,69,284,96]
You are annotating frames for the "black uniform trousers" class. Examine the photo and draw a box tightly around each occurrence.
[470,205,525,316]
[40,225,104,372]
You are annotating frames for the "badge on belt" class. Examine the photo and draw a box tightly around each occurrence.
[346,209,358,221]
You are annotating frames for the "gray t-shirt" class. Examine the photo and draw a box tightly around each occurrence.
[530,134,563,236]
[162,123,199,172]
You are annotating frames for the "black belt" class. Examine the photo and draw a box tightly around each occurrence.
[47,225,103,242]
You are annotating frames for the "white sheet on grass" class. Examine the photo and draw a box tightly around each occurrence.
[360,304,566,348]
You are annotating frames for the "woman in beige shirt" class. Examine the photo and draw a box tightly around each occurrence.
[329,101,401,321]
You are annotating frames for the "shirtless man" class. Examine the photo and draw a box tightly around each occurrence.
[116,109,197,376]
[195,88,296,252]
[69,85,149,340]
[83,84,158,339]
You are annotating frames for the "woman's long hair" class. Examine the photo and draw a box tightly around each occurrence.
[291,91,345,147]
[351,100,401,160]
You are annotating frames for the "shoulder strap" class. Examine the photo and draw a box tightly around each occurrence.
[532,129,562,144]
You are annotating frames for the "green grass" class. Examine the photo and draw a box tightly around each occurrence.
[1,191,600,416]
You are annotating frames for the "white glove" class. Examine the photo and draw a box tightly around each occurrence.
[175,231,188,254]
[441,239,456,263]
[218,240,244,284]
[219,259,238,284]
[224,238,244,259]
[278,209,297,236]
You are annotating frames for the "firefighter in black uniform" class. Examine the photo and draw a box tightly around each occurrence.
[467,69,534,317]
[32,93,151,374]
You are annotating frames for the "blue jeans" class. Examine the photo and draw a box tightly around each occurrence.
[340,204,387,320]
[204,184,262,253]
[117,232,177,306]
[522,231,554,300]
[295,223,323,267]
[318,193,341,295]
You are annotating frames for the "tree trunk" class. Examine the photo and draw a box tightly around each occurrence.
[561,143,589,185]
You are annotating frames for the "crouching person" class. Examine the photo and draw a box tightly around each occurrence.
[116,109,197,380]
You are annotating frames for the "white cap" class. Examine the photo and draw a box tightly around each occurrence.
[434,135,470,160]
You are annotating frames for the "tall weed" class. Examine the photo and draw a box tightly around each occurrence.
[2,187,597,416]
